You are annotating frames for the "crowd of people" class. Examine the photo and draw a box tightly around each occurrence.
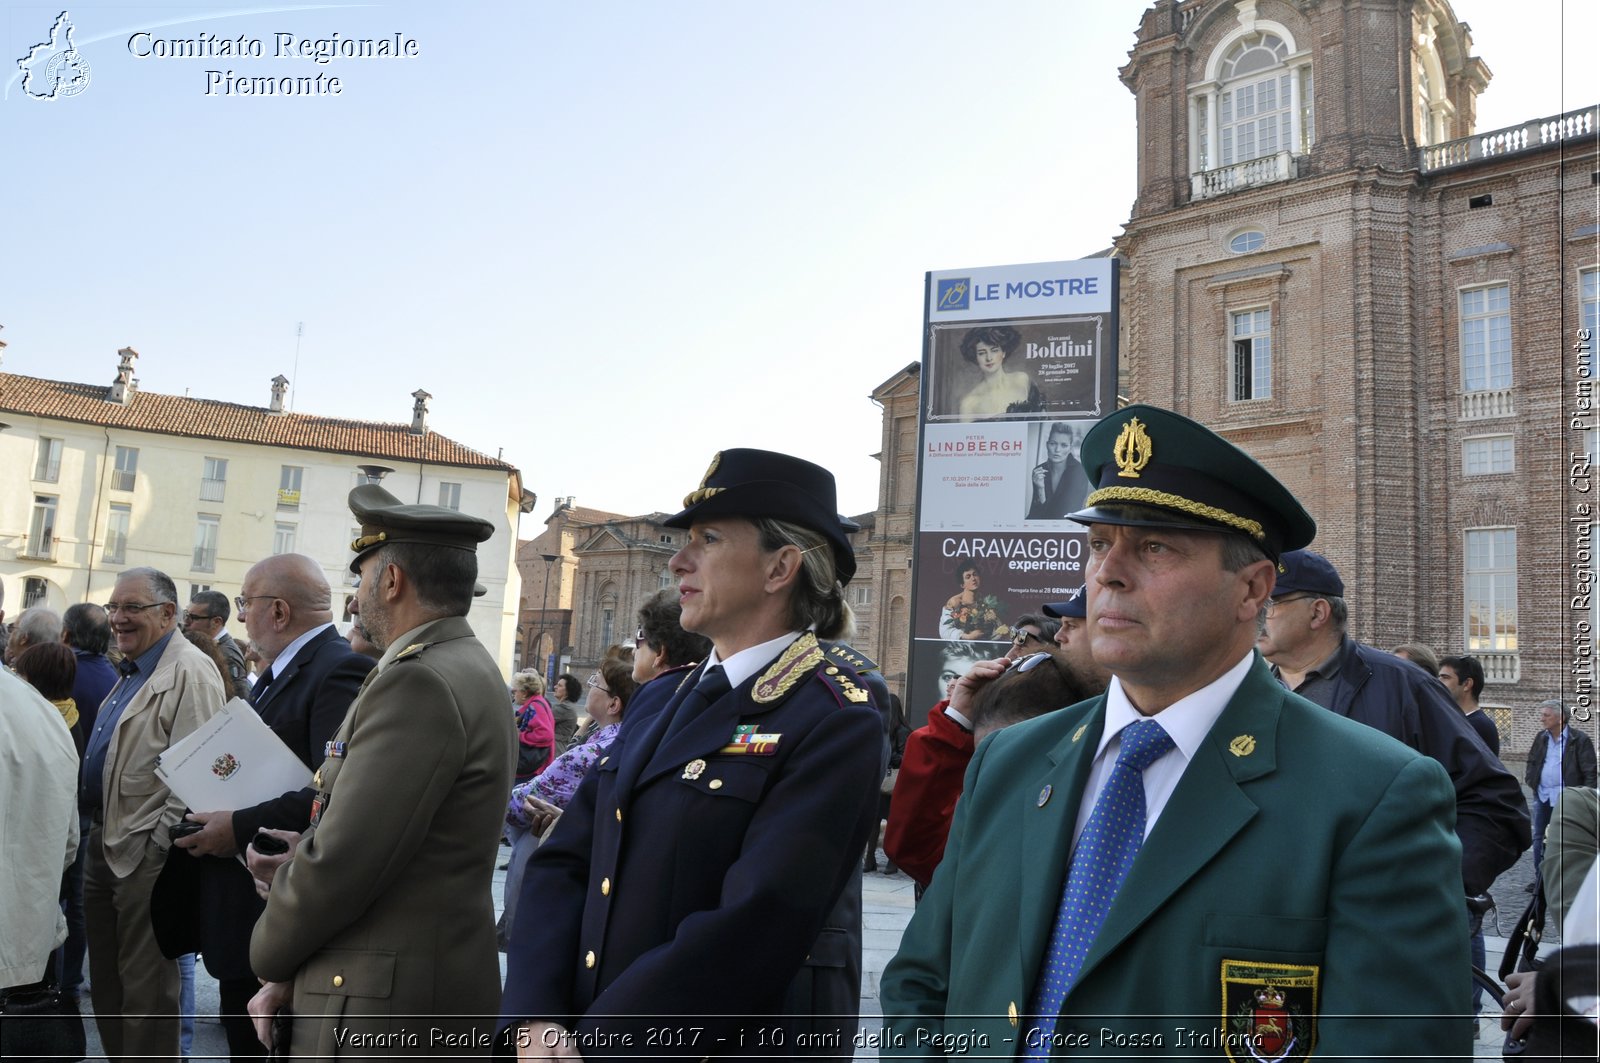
[1,414,1596,1060]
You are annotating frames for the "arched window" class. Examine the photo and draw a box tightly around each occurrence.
[1190,22,1313,193]
[1412,32,1453,147]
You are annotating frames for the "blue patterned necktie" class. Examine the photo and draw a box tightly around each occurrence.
[1025,718,1176,1057]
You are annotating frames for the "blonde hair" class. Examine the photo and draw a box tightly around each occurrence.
[512,669,545,698]
[752,518,854,641]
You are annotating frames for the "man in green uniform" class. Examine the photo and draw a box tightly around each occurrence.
[248,485,515,1057]
[882,405,1469,1060]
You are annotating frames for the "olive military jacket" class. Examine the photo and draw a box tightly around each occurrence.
[251,616,515,1057]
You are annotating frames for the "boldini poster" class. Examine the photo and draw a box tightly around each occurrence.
[904,259,1118,703]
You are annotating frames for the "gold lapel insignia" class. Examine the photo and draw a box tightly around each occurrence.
[313,769,323,788]
[682,758,707,780]
[753,632,825,704]
[1229,734,1257,757]
[395,642,427,661]
[1113,416,1153,479]
[1037,784,1053,808]
[1072,724,1088,743]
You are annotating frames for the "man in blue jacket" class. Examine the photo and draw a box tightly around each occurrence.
[1257,549,1529,896]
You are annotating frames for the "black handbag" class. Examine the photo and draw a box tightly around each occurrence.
[516,743,551,778]
[0,976,86,1063]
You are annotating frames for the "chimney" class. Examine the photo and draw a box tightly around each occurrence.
[110,347,139,405]
[269,374,290,413]
[410,388,431,434]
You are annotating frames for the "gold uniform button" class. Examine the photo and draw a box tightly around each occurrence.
[615,808,622,822]
[1008,1001,1018,1027]
[333,975,344,988]
[600,878,611,896]
[585,951,596,969]
[709,779,723,790]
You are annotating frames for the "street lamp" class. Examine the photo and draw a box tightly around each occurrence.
[539,552,559,685]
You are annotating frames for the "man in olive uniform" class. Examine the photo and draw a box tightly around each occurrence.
[882,406,1469,1059]
[249,485,515,1056]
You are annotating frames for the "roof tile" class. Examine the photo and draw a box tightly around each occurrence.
[0,372,513,471]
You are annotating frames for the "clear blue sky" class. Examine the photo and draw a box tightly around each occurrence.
[2,1,1593,529]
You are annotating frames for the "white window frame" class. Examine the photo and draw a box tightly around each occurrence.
[1228,230,1266,255]
[34,437,62,482]
[1188,23,1312,176]
[1464,527,1517,653]
[201,457,228,502]
[1459,283,1512,392]
[1229,306,1273,401]
[105,502,131,564]
[1462,434,1514,476]
[438,482,462,510]
[22,576,49,610]
[278,465,304,508]
[112,445,139,491]
[26,495,58,559]
[193,514,220,573]
[274,522,297,556]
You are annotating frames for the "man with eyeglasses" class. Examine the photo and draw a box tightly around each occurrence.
[81,567,225,1061]
[1257,548,1528,898]
[181,590,251,699]
[1008,613,1060,656]
[159,554,375,1059]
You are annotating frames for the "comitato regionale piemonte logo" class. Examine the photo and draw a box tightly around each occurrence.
[17,11,92,100]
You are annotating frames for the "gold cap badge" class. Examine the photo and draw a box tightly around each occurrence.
[1112,417,1153,479]
[1228,734,1257,757]
[681,452,725,507]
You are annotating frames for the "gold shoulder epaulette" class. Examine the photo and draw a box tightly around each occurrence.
[752,633,826,705]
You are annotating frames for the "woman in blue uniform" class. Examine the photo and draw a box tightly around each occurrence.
[501,448,883,1062]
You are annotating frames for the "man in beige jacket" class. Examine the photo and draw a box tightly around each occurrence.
[80,567,224,1060]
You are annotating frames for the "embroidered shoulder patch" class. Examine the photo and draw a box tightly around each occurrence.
[824,641,878,674]
[1220,959,1317,1062]
[752,633,826,705]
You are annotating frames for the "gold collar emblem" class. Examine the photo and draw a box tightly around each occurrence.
[1113,417,1153,479]
[1228,734,1257,757]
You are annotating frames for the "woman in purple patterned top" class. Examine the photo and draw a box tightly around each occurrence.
[506,650,638,825]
